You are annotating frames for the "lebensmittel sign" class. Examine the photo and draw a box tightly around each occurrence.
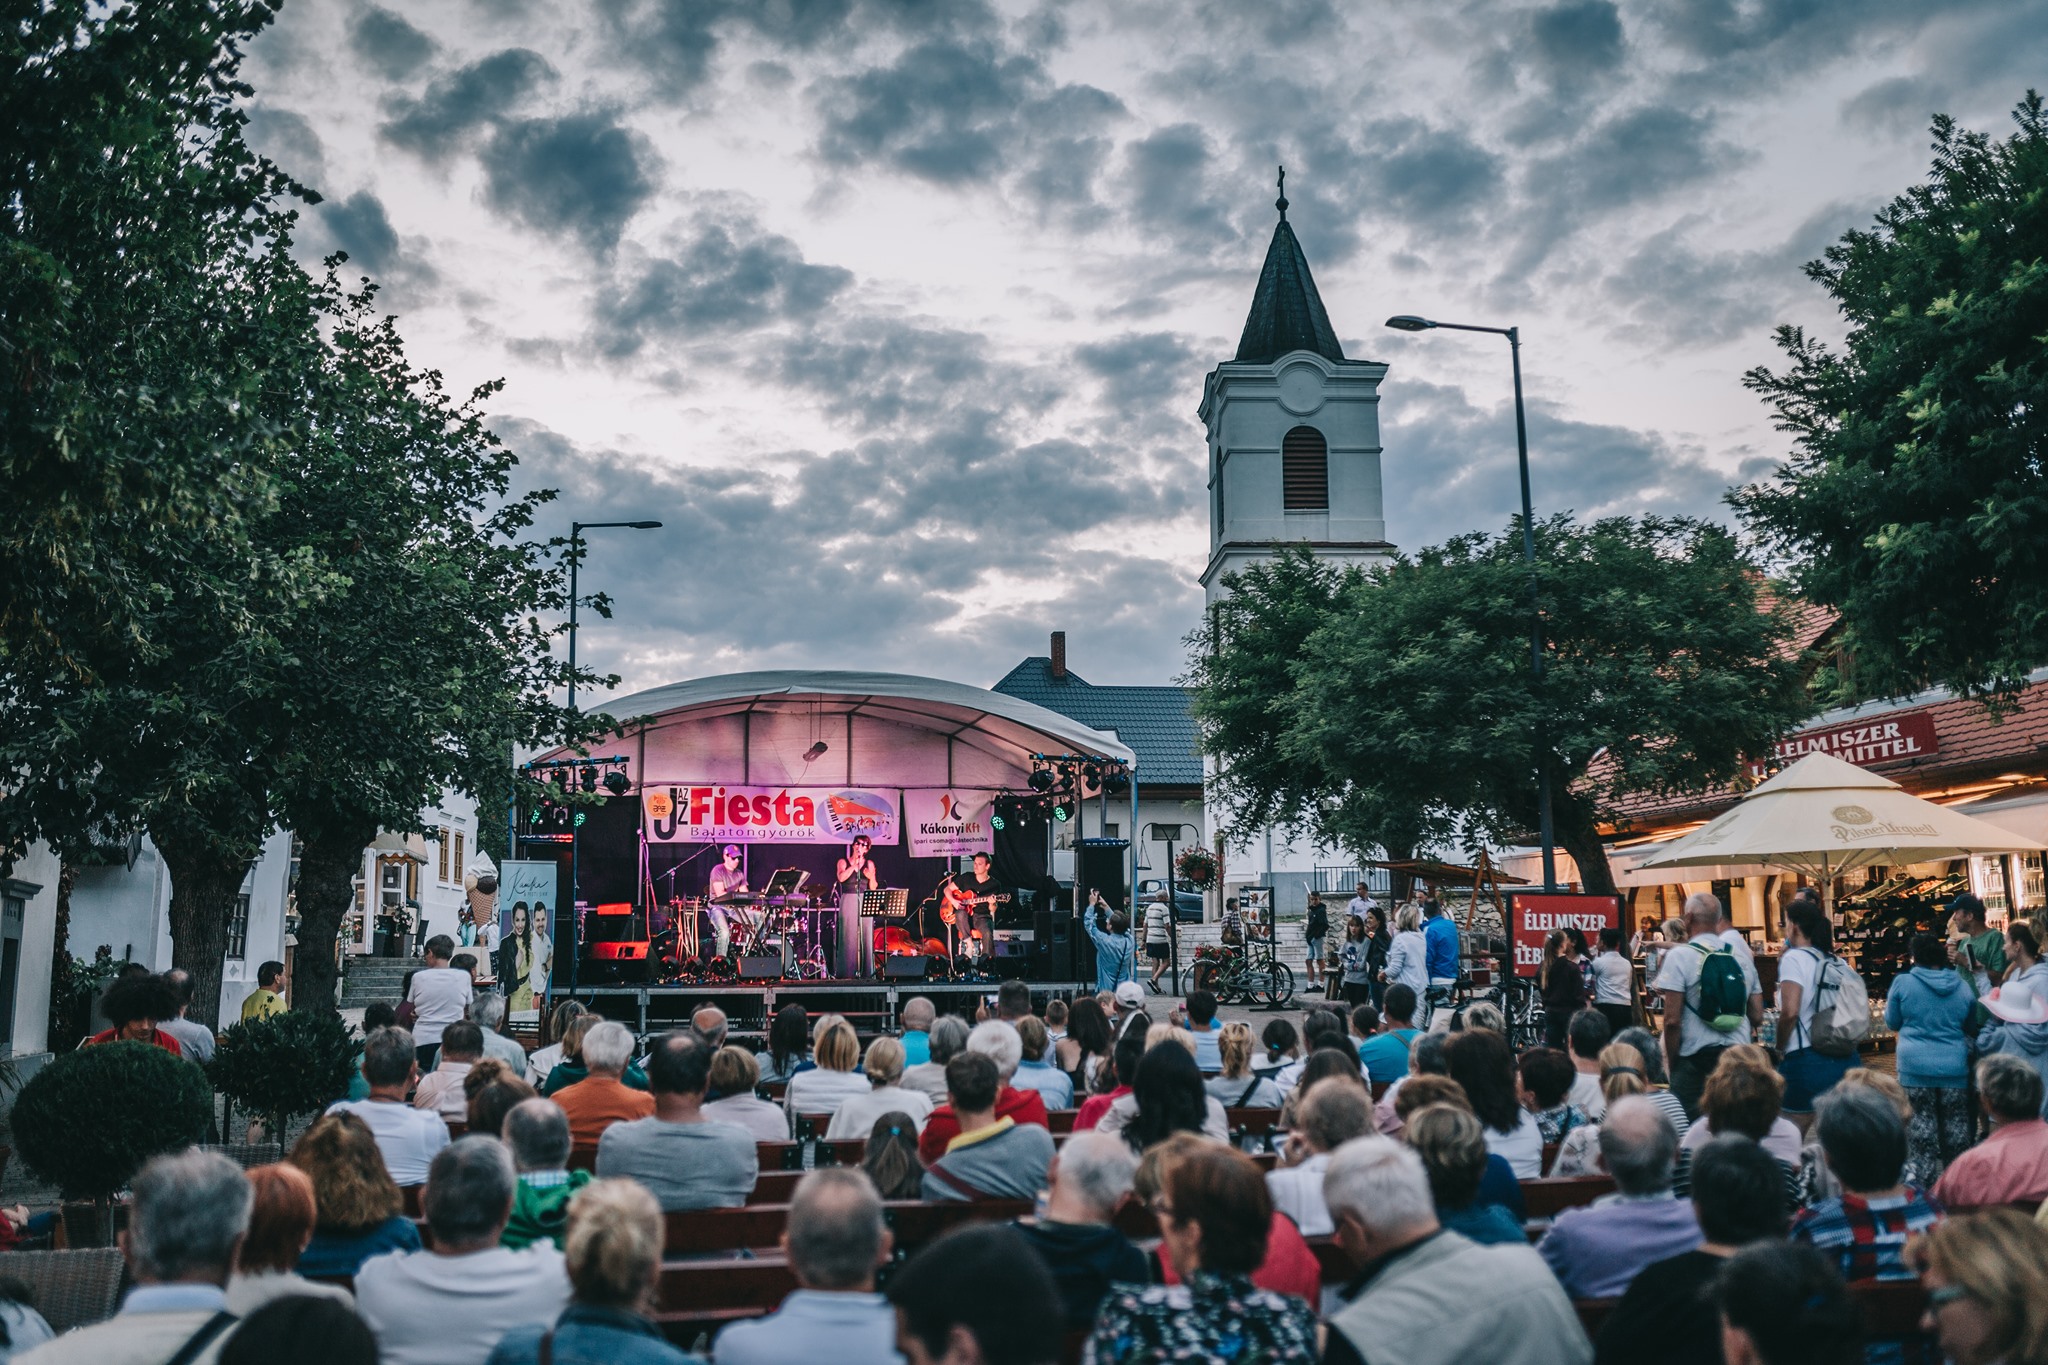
[1510,893,1623,978]
[1748,711,1940,778]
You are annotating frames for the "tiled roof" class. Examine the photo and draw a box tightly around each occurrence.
[990,658,1204,787]
[1233,214,1345,366]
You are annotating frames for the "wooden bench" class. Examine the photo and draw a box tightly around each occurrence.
[1519,1175,1615,1222]
[746,1170,806,1205]
[662,1199,1033,1258]
[1225,1106,1282,1137]
[1575,1277,1929,1343]
[1046,1108,1079,1134]
[757,1140,809,1171]
[657,1256,798,1312]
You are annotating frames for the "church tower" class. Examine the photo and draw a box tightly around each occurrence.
[1199,173,1392,605]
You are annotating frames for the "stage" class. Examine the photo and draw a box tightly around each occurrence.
[570,978,1096,1033]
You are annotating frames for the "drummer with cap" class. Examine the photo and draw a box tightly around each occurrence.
[706,844,749,958]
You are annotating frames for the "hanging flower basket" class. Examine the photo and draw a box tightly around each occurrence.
[1176,847,1218,889]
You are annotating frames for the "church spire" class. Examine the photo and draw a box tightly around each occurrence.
[1232,166,1343,366]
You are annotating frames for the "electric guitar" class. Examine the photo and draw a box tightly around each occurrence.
[939,885,1011,926]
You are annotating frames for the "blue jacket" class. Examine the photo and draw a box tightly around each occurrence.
[487,1305,700,1365]
[1086,912,1136,992]
[1883,966,1975,1088]
[1424,913,1460,982]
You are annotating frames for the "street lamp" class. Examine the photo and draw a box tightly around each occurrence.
[1148,823,1188,988]
[1385,315,1556,891]
[564,518,662,997]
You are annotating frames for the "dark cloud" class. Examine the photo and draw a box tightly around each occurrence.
[1122,123,1240,254]
[591,210,854,356]
[1530,2,1625,77]
[349,5,439,80]
[380,48,556,159]
[244,106,327,189]
[1348,120,1504,229]
[478,113,661,252]
[322,191,403,274]
[769,319,1008,430]
[1076,332,1200,417]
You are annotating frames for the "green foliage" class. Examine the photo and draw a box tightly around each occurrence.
[45,947,125,1055]
[207,1010,359,1131]
[1735,93,2048,705]
[1191,519,1812,892]
[11,1044,213,1200]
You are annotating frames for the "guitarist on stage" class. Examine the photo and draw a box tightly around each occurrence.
[946,851,1008,962]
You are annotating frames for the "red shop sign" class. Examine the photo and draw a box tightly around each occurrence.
[1748,710,1940,778]
[1509,893,1623,978]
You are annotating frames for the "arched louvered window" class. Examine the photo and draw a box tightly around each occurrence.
[1282,425,1328,511]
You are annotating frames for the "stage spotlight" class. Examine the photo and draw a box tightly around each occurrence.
[551,769,568,790]
[579,765,598,792]
[1050,798,1072,822]
[603,770,630,796]
[990,806,1007,832]
[1103,768,1130,795]
[1028,769,1054,792]
[804,741,830,762]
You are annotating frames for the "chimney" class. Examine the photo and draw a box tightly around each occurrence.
[1050,631,1067,680]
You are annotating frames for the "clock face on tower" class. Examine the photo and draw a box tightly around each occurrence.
[1278,362,1324,415]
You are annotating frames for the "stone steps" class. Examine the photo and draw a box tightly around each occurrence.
[339,956,423,1007]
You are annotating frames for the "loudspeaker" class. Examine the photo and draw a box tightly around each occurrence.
[738,955,782,979]
[883,955,930,979]
[1034,910,1076,981]
[1077,838,1130,910]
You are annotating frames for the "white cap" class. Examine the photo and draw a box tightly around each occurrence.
[1114,981,1144,1008]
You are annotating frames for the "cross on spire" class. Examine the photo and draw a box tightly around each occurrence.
[1276,165,1288,220]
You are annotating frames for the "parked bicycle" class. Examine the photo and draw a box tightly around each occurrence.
[1181,942,1296,1009]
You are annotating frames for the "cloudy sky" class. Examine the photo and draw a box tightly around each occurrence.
[243,0,2048,699]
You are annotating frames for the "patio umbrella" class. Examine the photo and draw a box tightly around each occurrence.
[1636,751,2045,911]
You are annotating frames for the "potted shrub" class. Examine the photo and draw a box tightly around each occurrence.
[11,1042,212,1245]
[208,1010,359,1143]
[1176,847,1218,890]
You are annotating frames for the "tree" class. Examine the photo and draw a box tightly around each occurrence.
[1736,93,2048,706]
[1194,519,1811,893]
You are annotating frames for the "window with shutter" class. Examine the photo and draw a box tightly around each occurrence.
[1282,426,1327,511]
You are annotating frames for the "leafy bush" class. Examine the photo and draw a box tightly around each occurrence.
[12,1043,212,1200]
[1176,848,1218,889]
[208,1009,359,1133]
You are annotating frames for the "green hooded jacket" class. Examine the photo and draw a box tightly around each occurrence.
[503,1170,595,1250]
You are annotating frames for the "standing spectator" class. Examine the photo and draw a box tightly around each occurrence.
[1085,895,1137,995]
[786,1015,873,1123]
[19,1151,251,1365]
[1537,1096,1701,1299]
[1339,914,1374,1009]
[241,961,288,1021]
[1540,931,1589,1051]
[1184,991,1224,1075]
[290,1113,425,1278]
[861,1113,925,1200]
[85,974,182,1054]
[1589,928,1636,1038]
[1358,986,1422,1084]
[500,1099,592,1252]
[1098,1041,1230,1149]
[1207,1022,1282,1109]
[597,1032,758,1212]
[898,996,936,1067]
[1654,893,1763,1118]
[1404,1103,1526,1246]
[1614,1025,1692,1138]
[1885,933,1978,1184]
[1423,898,1463,1015]
[1905,1209,2048,1365]
[1519,1047,1592,1148]
[754,1004,813,1085]
[712,1170,898,1365]
[1979,921,2048,1116]
[355,1140,569,1365]
[1681,1045,1803,1166]
[224,1164,354,1318]
[1010,1016,1074,1110]
[468,993,532,1074]
[1778,900,1857,1130]
[1143,893,1173,994]
[1303,893,1330,991]
[917,1021,1050,1163]
[1012,1133,1148,1332]
[1266,1078,1373,1236]
[1714,1244,1861,1365]
[325,1027,451,1185]
[826,1036,937,1139]
[1933,1054,2048,1209]
[485,1180,691,1365]
[887,1226,1062,1365]
[524,1001,587,1090]
[1594,1136,1792,1365]
[1445,1029,1545,1177]
[922,1054,1056,1203]
[1323,1136,1589,1365]
[900,1015,968,1108]
[1384,906,1429,1008]
[1345,881,1379,924]
[1360,906,1392,1011]
[1948,892,2008,992]
[994,980,1033,1024]
[1566,1009,1614,1119]
[1088,1144,1318,1364]
[1553,1043,1651,1177]
[554,1021,655,1148]
[701,1047,792,1141]
[405,936,474,1070]
[158,969,216,1064]
[412,1021,485,1122]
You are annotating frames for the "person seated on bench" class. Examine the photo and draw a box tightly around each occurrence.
[1322,1136,1587,1365]
[710,1169,898,1365]
[701,1046,797,1143]
[1906,1207,2048,1365]
[468,991,532,1075]
[786,1015,872,1123]
[224,1163,355,1318]
[501,1099,592,1252]
[1538,1096,1700,1300]
[1185,989,1225,1074]
[1267,1078,1374,1237]
[886,1225,1063,1365]
[1010,1016,1075,1110]
[326,1026,450,1187]
[1207,1021,1282,1110]
[1358,987,1423,1084]
[412,1021,486,1123]
[918,1021,1050,1164]
[1933,1054,2048,1210]
[922,1053,1055,1203]
[1593,1137,1789,1365]
[826,1035,935,1140]
[292,1111,426,1278]
[1011,1131,1148,1331]
[1097,1037,1230,1149]
[354,1139,570,1365]
[554,1022,655,1148]
[1393,1075,1525,1224]
[1712,1243,1860,1365]
[1405,1104,1527,1247]
[1139,1133,1319,1302]
[1791,1087,1941,1305]
[901,1015,968,1108]
[899,995,937,1067]
[597,1032,758,1213]
[484,1178,695,1365]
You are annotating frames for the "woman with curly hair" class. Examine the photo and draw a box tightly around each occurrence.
[290,1112,423,1277]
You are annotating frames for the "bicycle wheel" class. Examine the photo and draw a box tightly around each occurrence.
[1184,960,1220,996]
[1259,962,1295,1008]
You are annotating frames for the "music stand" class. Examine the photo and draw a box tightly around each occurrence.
[764,868,808,898]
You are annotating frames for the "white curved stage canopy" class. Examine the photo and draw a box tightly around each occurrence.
[535,670,1136,792]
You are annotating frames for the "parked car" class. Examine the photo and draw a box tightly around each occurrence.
[1135,879,1205,922]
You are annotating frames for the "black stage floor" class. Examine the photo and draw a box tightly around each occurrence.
[568,979,1094,1032]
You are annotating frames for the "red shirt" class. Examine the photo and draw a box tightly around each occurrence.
[1076,1086,1131,1132]
[1159,1209,1322,1301]
[1933,1118,2048,1209]
[88,1027,182,1056]
[918,1086,1049,1164]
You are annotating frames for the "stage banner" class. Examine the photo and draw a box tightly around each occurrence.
[1508,892,1624,978]
[498,860,560,938]
[642,784,900,845]
[905,789,998,858]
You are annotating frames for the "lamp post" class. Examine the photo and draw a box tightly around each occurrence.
[1385,315,1555,892]
[1148,823,1188,988]
[563,519,662,997]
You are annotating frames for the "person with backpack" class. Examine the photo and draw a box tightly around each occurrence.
[1654,893,1763,1120]
[1776,901,1867,1133]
